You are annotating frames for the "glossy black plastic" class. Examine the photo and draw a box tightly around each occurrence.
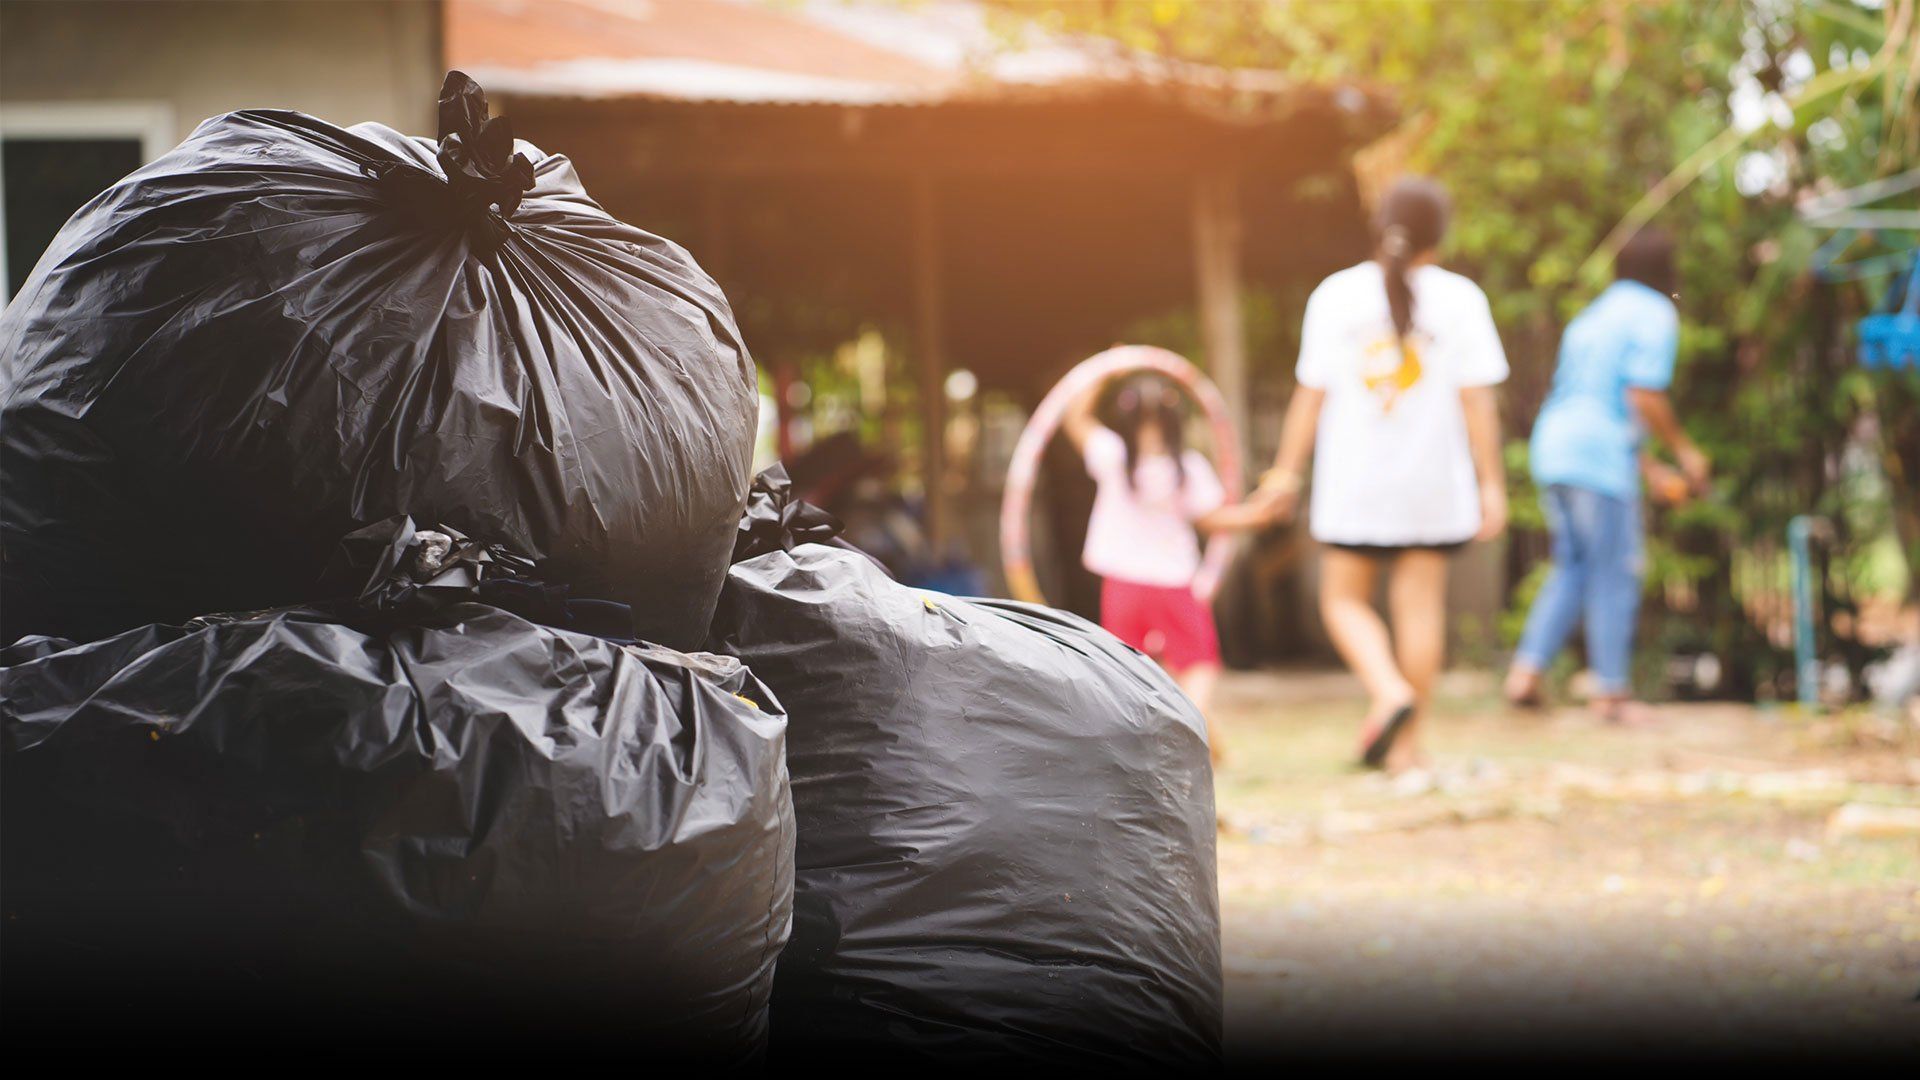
[0,518,794,1057]
[710,469,1224,1065]
[0,73,757,648]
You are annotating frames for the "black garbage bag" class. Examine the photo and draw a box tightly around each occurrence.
[708,469,1223,1066]
[0,72,756,649]
[0,518,794,1057]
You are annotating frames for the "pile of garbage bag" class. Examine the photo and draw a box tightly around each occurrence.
[0,71,755,649]
[1,517,793,1057]
[0,72,1223,1062]
[711,468,1225,1066]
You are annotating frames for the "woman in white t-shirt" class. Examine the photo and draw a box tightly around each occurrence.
[1254,178,1509,772]
[1065,373,1274,762]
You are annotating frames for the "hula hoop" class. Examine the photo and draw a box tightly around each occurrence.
[1000,345,1244,606]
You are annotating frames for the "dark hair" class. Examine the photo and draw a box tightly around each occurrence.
[1375,177,1452,349]
[1112,377,1186,493]
[1616,228,1677,296]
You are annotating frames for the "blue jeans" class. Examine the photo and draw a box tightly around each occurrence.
[1513,484,1644,694]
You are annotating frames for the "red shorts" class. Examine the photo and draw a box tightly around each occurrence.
[1099,577,1221,672]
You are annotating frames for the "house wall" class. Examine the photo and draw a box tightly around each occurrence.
[0,0,443,294]
[0,0,443,142]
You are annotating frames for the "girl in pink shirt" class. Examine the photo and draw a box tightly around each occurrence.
[1064,373,1274,763]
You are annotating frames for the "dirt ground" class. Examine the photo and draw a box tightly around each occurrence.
[1210,669,1920,1060]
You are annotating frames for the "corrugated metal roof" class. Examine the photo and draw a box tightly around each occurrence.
[446,0,1320,109]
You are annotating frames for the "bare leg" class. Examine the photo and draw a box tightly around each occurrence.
[1318,549,1415,743]
[1387,549,1451,770]
[1175,662,1224,765]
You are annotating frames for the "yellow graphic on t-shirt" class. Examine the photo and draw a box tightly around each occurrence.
[1360,334,1423,413]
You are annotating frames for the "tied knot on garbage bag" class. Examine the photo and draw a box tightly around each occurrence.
[435,71,537,223]
[0,71,756,649]
[733,464,847,562]
[371,71,535,252]
[315,516,634,641]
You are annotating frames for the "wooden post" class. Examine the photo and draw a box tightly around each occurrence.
[699,179,730,282]
[772,359,796,461]
[911,172,949,551]
[1193,170,1249,471]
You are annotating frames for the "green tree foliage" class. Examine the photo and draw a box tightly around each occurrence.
[1011,0,1918,697]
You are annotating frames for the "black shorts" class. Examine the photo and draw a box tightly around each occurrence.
[1325,540,1469,559]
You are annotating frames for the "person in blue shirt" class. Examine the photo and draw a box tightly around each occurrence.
[1504,230,1709,722]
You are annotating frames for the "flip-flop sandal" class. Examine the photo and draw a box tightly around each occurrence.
[1360,703,1416,770]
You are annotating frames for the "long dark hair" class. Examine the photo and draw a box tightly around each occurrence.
[1375,177,1452,351]
[1112,377,1186,492]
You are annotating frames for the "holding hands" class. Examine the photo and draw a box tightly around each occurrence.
[1249,468,1304,526]
[1197,492,1290,532]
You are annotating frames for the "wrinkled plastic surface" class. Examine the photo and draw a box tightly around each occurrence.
[0,73,756,649]
[0,518,793,1056]
[708,470,1224,1065]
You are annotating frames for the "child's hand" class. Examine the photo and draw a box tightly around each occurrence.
[1258,488,1299,526]
[1253,469,1303,525]
[1198,500,1280,532]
